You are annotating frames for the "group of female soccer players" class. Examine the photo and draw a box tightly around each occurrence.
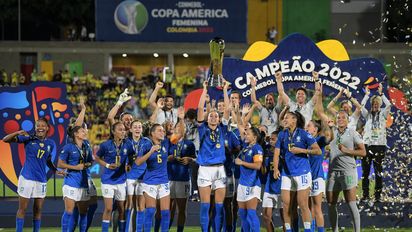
[4,70,392,232]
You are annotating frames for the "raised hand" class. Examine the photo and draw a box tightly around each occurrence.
[79,96,86,111]
[365,86,370,96]
[344,88,352,98]
[177,106,185,119]
[250,76,257,87]
[242,103,251,115]
[155,82,164,89]
[275,71,283,82]
[203,81,208,89]
[312,71,319,81]
[378,83,383,95]
[117,88,131,105]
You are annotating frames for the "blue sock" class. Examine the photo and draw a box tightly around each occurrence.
[119,220,126,232]
[215,203,224,232]
[69,207,79,232]
[16,217,24,232]
[79,214,87,232]
[160,210,170,232]
[238,208,249,232]
[61,211,73,232]
[200,203,210,232]
[246,209,260,232]
[177,225,184,232]
[311,219,316,232]
[33,219,41,232]
[144,207,156,232]
[318,227,324,232]
[125,209,131,232]
[86,203,98,230]
[154,216,161,232]
[304,229,311,232]
[102,220,110,232]
[136,210,145,232]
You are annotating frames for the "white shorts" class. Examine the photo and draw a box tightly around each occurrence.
[262,192,282,209]
[170,181,191,199]
[142,183,170,199]
[101,183,127,201]
[310,178,325,197]
[88,178,97,197]
[126,179,144,196]
[63,185,90,202]
[225,175,235,198]
[17,175,47,199]
[197,165,227,190]
[236,184,261,202]
[281,173,312,191]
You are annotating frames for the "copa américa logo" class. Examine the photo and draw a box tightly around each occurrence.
[114,0,149,34]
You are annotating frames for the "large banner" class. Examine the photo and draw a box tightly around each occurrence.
[0,82,73,192]
[213,33,387,104]
[96,0,247,42]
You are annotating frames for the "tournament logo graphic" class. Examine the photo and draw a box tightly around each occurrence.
[114,0,149,34]
[0,82,73,192]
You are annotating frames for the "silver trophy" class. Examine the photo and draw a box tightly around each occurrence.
[207,37,225,88]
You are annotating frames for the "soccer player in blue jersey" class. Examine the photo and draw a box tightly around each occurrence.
[135,107,185,232]
[262,130,284,232]
[234,120,264,232]
[95,122,136,232]
[305,120,332,232]
[67,97,98,232]
[273,111,322,232]
[168,132,196,232]
[125,120,150,232]
[3,118,64,232]
[58,125,94,232]
[197,81,230,232]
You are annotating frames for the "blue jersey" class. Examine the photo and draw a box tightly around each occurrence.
[263,143,282,194]
[197,122,228,166]
[238,143,264,187]
[275,128,316,176]
[65,137,93,179]
[141,139,171,185]
[309,136,328,180]
[16,135,55,183]
[97,139,135,185]
[59,141,93,188]
[127,137,150,180]
[223,131,241,177]
[168,139,196,181]
[232,128,243,179]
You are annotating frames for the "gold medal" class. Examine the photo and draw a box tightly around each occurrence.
[216,143,221,149]
[115,155,121,166]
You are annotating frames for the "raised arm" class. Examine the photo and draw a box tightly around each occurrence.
[149,98,164,123]
[275,71,290,105]
[149,82,164,110]
[379,84,391,117]
[326,88,343,116]
[222,80,230,121]
[310,71,321,105]
[74,96,86,127]
[344,88,362,117]
[2,130,26,143]
[250,76,258,104]
[197,81,208,122]
[360,87,371,118]
[108,89,131,126]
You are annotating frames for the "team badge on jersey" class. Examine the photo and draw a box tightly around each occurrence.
[39,143,44,148]
[296,136,301,142]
